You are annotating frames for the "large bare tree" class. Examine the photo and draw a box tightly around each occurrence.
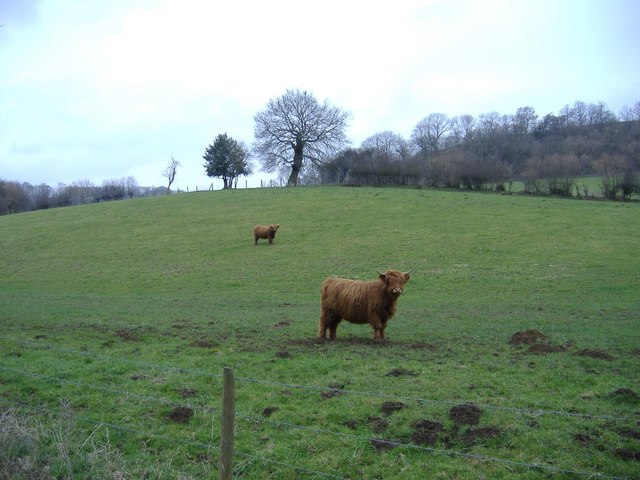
[253,89,350,186]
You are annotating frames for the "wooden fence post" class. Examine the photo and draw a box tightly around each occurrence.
[220,367,235,480]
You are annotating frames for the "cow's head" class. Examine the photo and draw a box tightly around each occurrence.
[269,224,280,236]
[377,270,412,296]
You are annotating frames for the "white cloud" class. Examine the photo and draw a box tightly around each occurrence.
[1,0,639,189]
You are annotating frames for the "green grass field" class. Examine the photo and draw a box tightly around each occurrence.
[1,187,638,479]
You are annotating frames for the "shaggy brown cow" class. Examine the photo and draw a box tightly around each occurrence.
[254,224,280,245]
[319,270,411,340]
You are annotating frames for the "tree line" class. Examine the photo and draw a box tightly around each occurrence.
[2,91,639,215]
[312,101,640,200]
[212,91,639,200]
[0,177,168,215]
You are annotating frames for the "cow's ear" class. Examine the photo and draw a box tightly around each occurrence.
[377,271,387,281]
[403,270,412,282]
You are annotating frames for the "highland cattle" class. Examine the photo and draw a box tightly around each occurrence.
[319,270,411,340]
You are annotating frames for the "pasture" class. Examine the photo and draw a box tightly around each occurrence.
[0,186,638,479]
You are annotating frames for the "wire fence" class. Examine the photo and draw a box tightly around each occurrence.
[0,335,635,479]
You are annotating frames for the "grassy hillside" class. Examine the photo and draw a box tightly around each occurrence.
[1,187,638,479]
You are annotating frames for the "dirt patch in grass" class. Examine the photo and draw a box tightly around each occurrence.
[509,329,567,354]
[386,368,418,377]
[526,343,566,354]
[450,404,482,426]
[167,406,193,423]
[620,428,640,440]
[190,339,214,349]
[509,329,547,346]
[262,406,278,417]
[115,330,141,342]
[576,349,615,360]
[411,419,443,447]
[320,389,344,400]
[274,320,291,328]
[608,388,640,402]
[574,433,595,446]
[286,337,438,350]
[463,426,501,445]
[381,401,405,416]
[369,416,389,434]
[178,388,197,398]
[370,438,397,451]
[615,448,640,461]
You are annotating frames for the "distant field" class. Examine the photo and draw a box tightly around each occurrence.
[1,186,638,479]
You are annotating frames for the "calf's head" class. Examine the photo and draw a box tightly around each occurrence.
[269,224,280,236]
[377,270,411,296]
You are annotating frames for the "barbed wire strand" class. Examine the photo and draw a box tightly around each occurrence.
[234,412,626,480]
[0,366,220,415]
[1,335,634,423]
[0,335,223,379]
[0,399,345,480]
[2,366,627,480]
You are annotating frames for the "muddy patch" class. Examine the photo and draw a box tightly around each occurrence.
[370,438,397,452]
[115,330,141,342]
[526,343,566,354]
[320,389,344,400]
[463,426,501,445]
[167,406,193,423]
[381,401,405,416]
[576,349,614,361]
[178,388,197,398]
[286,337,438,350]
[386,368,418,377]
[262,406,278,417]
[274,320,291,328]
[509,329,547,346]
[190,339,214,349]
[275,351,292,359]
[450,404,482,426]
[411,420,443,447]
[615,448,640,461]
[608,388,639,402]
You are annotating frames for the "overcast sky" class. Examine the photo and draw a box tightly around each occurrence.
[1,0,639,190]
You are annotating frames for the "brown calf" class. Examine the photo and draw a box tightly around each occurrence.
[319,270,411,340]
[254,224,280,245]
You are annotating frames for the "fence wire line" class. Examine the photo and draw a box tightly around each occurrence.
[234,412,626,480]
[0,399,344,480]
[3,364,632,479]
[0,335,223,378]
[0,366,220,415]
[1,393,626,480]
[1,346,633,480]
[1,334,633,423]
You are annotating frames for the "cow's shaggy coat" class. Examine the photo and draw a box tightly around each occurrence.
[319,270,411,340]
[254,224,280,245]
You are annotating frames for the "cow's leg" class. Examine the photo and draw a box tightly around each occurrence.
[255,236,259,245]
[328,319,341,340]
[379,321,388,340]
[371,317,384,340]
[319,309,339,339]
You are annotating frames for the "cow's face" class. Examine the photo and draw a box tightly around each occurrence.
[269,224,280,234]
[378,270,411,296]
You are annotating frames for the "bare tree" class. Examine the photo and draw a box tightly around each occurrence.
[411,113,451,158]
[253,89,350,186]
[361,131,412,161]
[162,156,181,194]
[619,101,640,121]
